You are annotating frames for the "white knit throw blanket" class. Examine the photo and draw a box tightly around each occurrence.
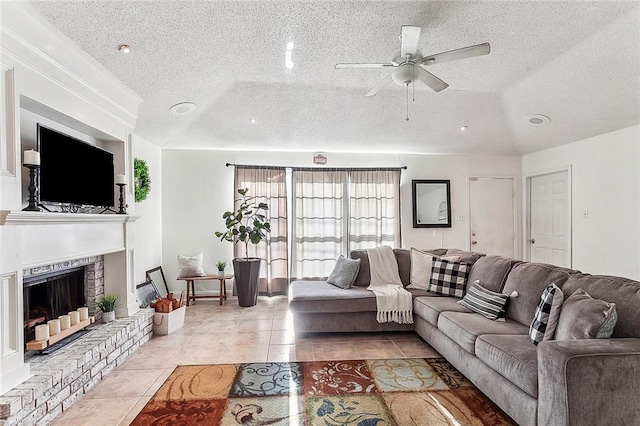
[366,246,413,324]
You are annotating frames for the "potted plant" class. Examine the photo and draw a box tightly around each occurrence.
[215,188,270,307]
[216,260,227,277]
[97,293,118,322]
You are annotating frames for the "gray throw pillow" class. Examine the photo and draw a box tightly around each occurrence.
[327,256,361,289]
[176,253,206,278]
[555,288,617,340]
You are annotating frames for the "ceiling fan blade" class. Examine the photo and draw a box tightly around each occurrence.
[365,74,393,97]
[335,63,394,69]
[421,42,491,66]
[416,67,449,92]
[400,25,422,57]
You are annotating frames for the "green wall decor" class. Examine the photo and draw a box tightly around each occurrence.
[134,158,151,202]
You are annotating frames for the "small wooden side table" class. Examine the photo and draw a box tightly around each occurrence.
[181,274,233,306]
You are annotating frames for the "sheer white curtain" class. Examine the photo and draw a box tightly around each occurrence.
[234,167,289,295]
[291,170,348,280]
[349,170,401,251]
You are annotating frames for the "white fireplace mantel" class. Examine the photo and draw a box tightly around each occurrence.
[0,211,140,226]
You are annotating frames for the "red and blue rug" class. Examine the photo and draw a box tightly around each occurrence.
[132,358,515,425]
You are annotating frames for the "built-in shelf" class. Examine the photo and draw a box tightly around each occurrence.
[0,211,140,226]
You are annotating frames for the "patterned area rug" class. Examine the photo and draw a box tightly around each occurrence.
[132,358,516,425]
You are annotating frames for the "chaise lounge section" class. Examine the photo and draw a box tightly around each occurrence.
[289,248,640,425]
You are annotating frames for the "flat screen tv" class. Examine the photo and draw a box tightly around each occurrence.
[37,124,115,207]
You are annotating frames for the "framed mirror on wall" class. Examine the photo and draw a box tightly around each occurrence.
[412,179,452,228]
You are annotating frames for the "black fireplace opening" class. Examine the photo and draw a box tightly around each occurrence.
[23,267,86,347]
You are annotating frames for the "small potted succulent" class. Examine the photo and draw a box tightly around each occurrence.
[97,293,118,322]
[216,260,227,277]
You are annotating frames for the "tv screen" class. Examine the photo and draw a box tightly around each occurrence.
[37,124,115,207]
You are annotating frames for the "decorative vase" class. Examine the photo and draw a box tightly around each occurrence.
[218,270,225,277]
[232,258,261,307]
[103,311,115,323]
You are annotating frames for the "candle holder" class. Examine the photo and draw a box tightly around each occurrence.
[22,164,41,212]
[117,183,127,214]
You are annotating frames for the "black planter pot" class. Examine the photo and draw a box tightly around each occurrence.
[233,258,261,307]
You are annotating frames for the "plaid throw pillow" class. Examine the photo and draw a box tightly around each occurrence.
[529,283,564,345]
[428,258,471,297]
[458,281,511,320]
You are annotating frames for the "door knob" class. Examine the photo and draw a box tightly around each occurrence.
[530,239,536,244]
[471,241,478,245]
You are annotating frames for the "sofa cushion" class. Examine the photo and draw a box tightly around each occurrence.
[437,311,530,354]
[467,255,521,293]
[529,283,564,345]
[458,281,512,320]
[407,248,460,290]
[502,262,575,326]
[413,296,472,326]
[561,273,640,338]
[327,255,361,289]
[289,281,377,313]
[428,258,471,297]
[555,288,618,340]
[475,335,538,397]
[445,248,485,264]
[350,248,443,287]
[350,250,372,287]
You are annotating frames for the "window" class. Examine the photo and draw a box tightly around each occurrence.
[291,169,401,280]
[232,166,402,285]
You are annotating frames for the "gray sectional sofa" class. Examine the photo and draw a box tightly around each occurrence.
[288,248,640,426]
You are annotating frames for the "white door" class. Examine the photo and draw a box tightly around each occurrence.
[469,177,515,257]
[529,171,570,267]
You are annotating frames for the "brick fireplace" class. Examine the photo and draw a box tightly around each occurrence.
[0,212,151,425]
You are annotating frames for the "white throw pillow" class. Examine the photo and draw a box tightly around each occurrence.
[176,253,206,278]
[407,247,460,290]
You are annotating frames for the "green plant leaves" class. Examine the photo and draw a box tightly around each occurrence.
[215,188,271,258]
[134,158,151,202]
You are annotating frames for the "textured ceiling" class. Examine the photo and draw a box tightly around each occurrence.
[28,1,640,155]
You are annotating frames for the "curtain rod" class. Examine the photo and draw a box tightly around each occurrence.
[225,163,407,171]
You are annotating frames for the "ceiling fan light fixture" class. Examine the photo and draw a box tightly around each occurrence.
[391,64,414,85]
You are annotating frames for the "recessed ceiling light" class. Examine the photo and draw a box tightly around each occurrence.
[250,118,257,124]
[118,44,131,54]
[169,102,196,115]
[524,114,551,125]
[460,126,468,131]
[285,41,294,70]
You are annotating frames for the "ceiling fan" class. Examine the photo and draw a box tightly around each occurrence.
[335,25,490,99]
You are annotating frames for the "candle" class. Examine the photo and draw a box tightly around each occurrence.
[78,307,89,321]
[58,314,71,330]
[35,324,49,341]
[23,149,40,166]
[69,311,80,325]
[48,319,61,335]
[116,174,126,185]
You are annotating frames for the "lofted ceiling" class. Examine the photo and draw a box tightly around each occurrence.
[28,0,640,155]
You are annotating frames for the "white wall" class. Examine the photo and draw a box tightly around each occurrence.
[131,134,163,285]
[162,150,521,292]
[522,125,640,279]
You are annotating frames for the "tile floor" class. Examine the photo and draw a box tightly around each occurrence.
[51,295,440,425]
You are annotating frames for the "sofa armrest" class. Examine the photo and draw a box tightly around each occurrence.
[538,338,640,426]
